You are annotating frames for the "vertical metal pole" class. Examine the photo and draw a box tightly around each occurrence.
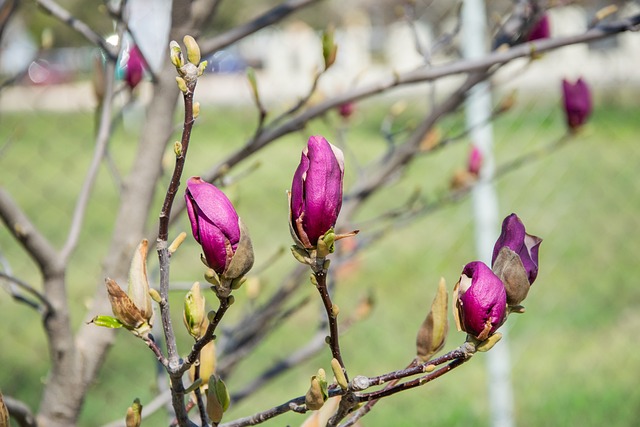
[461,1,515,427]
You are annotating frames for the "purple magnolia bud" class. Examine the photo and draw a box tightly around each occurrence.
[125,45,145,90]
[491,213,542,285]
[562,78,592,130]
[338,102,355,119]
[290,136,345,249]
[467,145,483,177]
[527,14,550,41]
[454,262,507,341]
[185,177,253,278]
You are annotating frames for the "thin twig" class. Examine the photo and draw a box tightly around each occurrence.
[313,269,347,379]
[198,0,324,56]
[61,58,118,262]
[3,395,37,427]
[0,271,53,316]
[35,0,117,59]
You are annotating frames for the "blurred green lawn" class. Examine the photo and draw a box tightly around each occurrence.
[1,97,639,426]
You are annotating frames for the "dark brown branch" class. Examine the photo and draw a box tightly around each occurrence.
[314,270,347,379]
[358,358,468,402]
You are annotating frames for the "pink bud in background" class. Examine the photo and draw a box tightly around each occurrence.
[562,78,592,131]
[527,14,551,41]
[125,45,145,90]
[338,102,355,119]
[467,145,483,176]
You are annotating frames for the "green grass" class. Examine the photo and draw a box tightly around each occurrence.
[1,97,639,426]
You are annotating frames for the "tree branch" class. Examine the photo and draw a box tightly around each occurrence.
[35,0,118,59]
[198,0,324,55]
[60,59,119,262]
[0,188,60,276]
[0,271,53,316]
[4,395,37,427]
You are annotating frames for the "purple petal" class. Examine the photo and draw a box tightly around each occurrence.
[459,262,507,339]
[562,78,592,129]
[185,177,240,273]
[527,14,550,41]
[291,136,344,246]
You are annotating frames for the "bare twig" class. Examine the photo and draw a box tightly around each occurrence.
[34,0,118,59]
[3,395,37,427]
[0,271,53,315]
[313,269,347,379]
[198,0,324,55]
[0,188,59,274]
[61,59,119,262]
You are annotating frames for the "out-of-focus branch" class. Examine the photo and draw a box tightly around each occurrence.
[0,271,53,315]
[0,188,60,275]
[61,59,118,262]
[3,395,37,427]
[198,0,324,55]
[34,0,118,59]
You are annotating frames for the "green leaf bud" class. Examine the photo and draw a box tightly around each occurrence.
[183,35,201,65]
[331,358,348,390]
[183,282,206,339]
[125,398,142,427]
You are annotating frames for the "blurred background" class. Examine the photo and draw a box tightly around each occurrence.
[1,0,639,426]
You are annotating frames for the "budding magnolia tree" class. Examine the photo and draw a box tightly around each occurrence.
[87,37,545,427]
[0,1,638,426]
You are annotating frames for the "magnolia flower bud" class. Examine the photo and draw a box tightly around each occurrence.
[453,262,507,342]
[185,177,254,281]
[467,145,483,177]
[416,278,448,362]
[527,14,550,41]
[290,136,344,249]
[562,78,592,131]
[125,45,145,90]
[492,214,542,285]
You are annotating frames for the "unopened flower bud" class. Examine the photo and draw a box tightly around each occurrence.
[527,13,550,41]
[176,76,188,93]
[128,240,153,324]
[290,136,344,249]
[416,278,448,362]
[185,177,254,282]
[491,214,542,286]
[105,278,149,334]
[125,45,145,90]
[562,78,592,131]
[453,262,507,342]
[322,27,338,69]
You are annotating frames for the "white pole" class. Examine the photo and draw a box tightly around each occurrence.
[461,1,515,427]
